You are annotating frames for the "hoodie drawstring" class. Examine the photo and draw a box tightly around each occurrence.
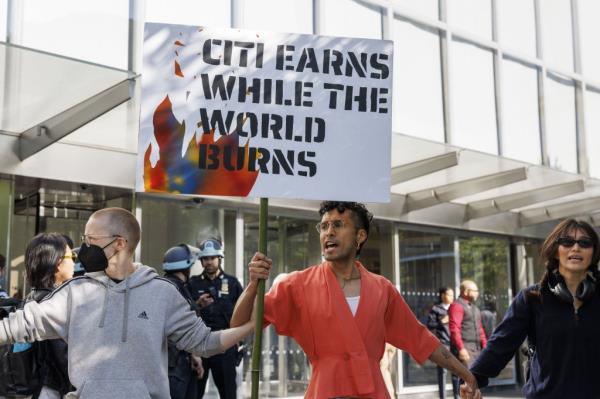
[98,285,109,328]
[122,277,130,343]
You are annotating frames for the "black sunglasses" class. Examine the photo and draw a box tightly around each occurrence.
[556,237,595,248]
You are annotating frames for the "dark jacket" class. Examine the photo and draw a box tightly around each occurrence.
[164,274,199,399]
[470,284,600,398]
[427,303,450,345]
[188,271,242,330]
[28,288,72,396]
[480,309,497,339]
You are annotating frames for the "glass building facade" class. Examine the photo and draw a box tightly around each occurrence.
[1,0,600,397]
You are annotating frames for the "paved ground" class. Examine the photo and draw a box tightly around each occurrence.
[411,386,523,399]
[204,377,524,398]
[480,385,523,398]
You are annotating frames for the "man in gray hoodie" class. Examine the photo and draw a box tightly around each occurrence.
[0,207,254,399]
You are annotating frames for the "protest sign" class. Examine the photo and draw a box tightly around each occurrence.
[139,23,392,202]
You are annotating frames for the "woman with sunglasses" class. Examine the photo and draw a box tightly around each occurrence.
[24,233,75,398]
[462,219,600,398]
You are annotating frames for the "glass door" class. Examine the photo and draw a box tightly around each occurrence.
[8,180,132,298]
[458,236,515,384]
[398,229,457,389]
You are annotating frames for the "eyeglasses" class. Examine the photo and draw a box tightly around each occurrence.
[556,237,594,248]
[62,254,78,262]
[81,234,123,246]
[315,220,346,233]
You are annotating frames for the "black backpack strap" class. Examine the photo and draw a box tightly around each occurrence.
[524,284,540,351]
[523,284,540,381]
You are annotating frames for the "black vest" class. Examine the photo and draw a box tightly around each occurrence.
[455,297,482,349]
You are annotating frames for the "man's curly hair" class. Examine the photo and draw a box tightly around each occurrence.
[318,201,374,255]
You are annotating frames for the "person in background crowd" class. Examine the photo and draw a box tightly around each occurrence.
[162,243,205,399]
[480,298,497,340]
[188,237,243,399]
[464,219,600,398]
[449,281,487,398]
[0,254,8,298]
[231,201,481,399]
[427,286,454,399]
[0,207,255,398]
[24,233,75,398]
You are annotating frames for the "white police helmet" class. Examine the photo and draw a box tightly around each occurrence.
[198,238,224,259]
[163,244,201,271]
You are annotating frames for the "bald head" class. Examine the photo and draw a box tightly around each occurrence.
[88,207,140,254]
[460,280,479,302]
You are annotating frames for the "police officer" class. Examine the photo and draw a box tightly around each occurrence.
[188,238,242,399]
[163,244,204,399]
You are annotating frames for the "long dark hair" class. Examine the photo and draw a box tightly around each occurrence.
[538,219,600,290]
[25,233,68,289]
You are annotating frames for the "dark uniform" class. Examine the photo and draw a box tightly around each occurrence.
[164,274,200,399]
[188,270,242,399]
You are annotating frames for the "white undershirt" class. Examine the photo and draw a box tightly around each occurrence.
[346,295,360,316]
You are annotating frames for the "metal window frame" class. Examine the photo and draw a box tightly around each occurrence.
[358,0,593,174]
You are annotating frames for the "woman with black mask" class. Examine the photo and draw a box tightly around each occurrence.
[463,219,600,398]
[25,233,75,398]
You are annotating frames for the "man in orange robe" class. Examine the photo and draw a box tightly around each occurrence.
[232,201,480,399]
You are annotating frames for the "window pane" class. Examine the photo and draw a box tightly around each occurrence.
[545,73,577,172]
[585,88,600,178]
[450,39,498,154]
[59,100,139,153]
[447,0,492,40]
[497,0,536,57]
[242,0,312,34]
[392,18,444,142]
[578,0,600,81]
[145,0,230,29]
[539,0,573,72]
[395,0,439,20]
[20,0,128,69]
[500,58,541,164]
[321,0,382,39]
[362,220,395,281]
[140,197,233,274]
[0,0,7,42]
[459,236,514,382]
[399,230,456,387]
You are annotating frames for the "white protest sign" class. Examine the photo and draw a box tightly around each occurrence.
[138,23,392,202]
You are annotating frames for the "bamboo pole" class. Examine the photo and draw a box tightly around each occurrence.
[251,198,268,399]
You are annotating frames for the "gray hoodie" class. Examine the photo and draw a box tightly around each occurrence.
[0,264,223,399]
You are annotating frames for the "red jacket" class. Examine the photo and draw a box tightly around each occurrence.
[448,297,487,351]
[264,261,440,398]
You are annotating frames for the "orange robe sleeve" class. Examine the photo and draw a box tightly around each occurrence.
[384,283,440,365]
[263,275,298,336]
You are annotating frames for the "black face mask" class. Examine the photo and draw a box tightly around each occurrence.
[78,238,118,273]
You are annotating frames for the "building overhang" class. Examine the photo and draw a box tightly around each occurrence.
[0,41,136,160]
[211,133,600,240]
